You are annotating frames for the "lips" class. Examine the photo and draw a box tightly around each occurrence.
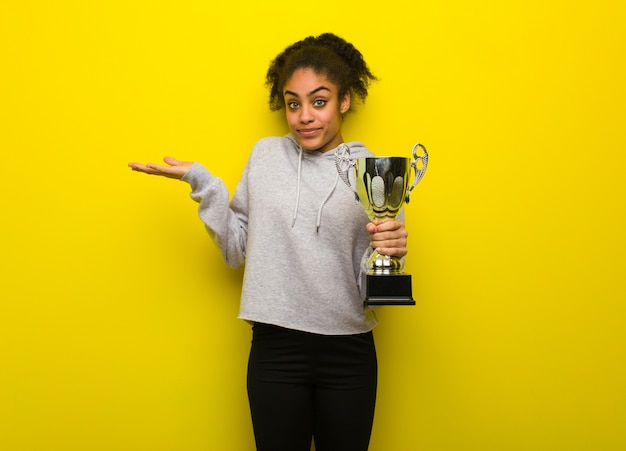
[299,128,320,137]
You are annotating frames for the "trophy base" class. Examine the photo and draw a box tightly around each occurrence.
[365,274,415,306]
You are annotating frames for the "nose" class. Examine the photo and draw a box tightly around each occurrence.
[299,105,314,124]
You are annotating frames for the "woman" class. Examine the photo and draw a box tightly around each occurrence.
[129,32,408,451]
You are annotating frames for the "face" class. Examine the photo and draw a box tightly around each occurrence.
[283,68,351,153]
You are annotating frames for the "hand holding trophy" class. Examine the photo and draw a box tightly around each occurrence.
[335,143,428,306]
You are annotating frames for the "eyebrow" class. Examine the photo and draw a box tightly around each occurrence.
[284,86,331,97]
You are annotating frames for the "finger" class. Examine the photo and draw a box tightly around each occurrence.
[374,246,408,258]
[366,220,400,233]
[128,162,174,177]
[374,220,403,232]
[371,228,408,243]
[128,162,158,174]
[163,156,182,166]
[371,236,407,249]
[144,163,171,173]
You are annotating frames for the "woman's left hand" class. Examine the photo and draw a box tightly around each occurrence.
[366,220,408,258]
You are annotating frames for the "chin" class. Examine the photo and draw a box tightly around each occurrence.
[298,139,323,152]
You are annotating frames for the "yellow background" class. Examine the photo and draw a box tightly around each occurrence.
[1,1,625,450]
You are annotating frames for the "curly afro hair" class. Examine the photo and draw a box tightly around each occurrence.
[265,33,377,112]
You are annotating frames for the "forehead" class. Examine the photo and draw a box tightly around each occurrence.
[283,68,337,96]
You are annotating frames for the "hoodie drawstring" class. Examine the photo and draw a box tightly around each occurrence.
[291,143,342,233]
[316,172,339,233]
[291,145,304,228]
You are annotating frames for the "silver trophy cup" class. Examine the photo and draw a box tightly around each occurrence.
[335,143,428,306]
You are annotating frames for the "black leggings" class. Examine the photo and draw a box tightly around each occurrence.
[247,323,378,451]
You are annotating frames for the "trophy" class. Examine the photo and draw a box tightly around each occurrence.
[335,143,428,306]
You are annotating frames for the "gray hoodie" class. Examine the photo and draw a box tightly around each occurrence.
[181,134,378,335]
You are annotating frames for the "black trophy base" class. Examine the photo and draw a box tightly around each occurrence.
[365,273,415,306]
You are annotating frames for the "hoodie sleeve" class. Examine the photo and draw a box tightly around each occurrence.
[181,162,248,268]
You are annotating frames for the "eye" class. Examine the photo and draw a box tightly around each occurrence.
[287,101,299,110]
[313,99,327,107]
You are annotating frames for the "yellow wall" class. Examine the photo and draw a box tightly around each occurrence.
[1,1,625,450]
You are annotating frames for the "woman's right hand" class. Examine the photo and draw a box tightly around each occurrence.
[128,157,193,180]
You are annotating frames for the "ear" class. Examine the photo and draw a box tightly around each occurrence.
[340,91,351,114]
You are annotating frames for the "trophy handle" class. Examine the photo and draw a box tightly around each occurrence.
[334,144,359,200]
[405,143,428,203]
